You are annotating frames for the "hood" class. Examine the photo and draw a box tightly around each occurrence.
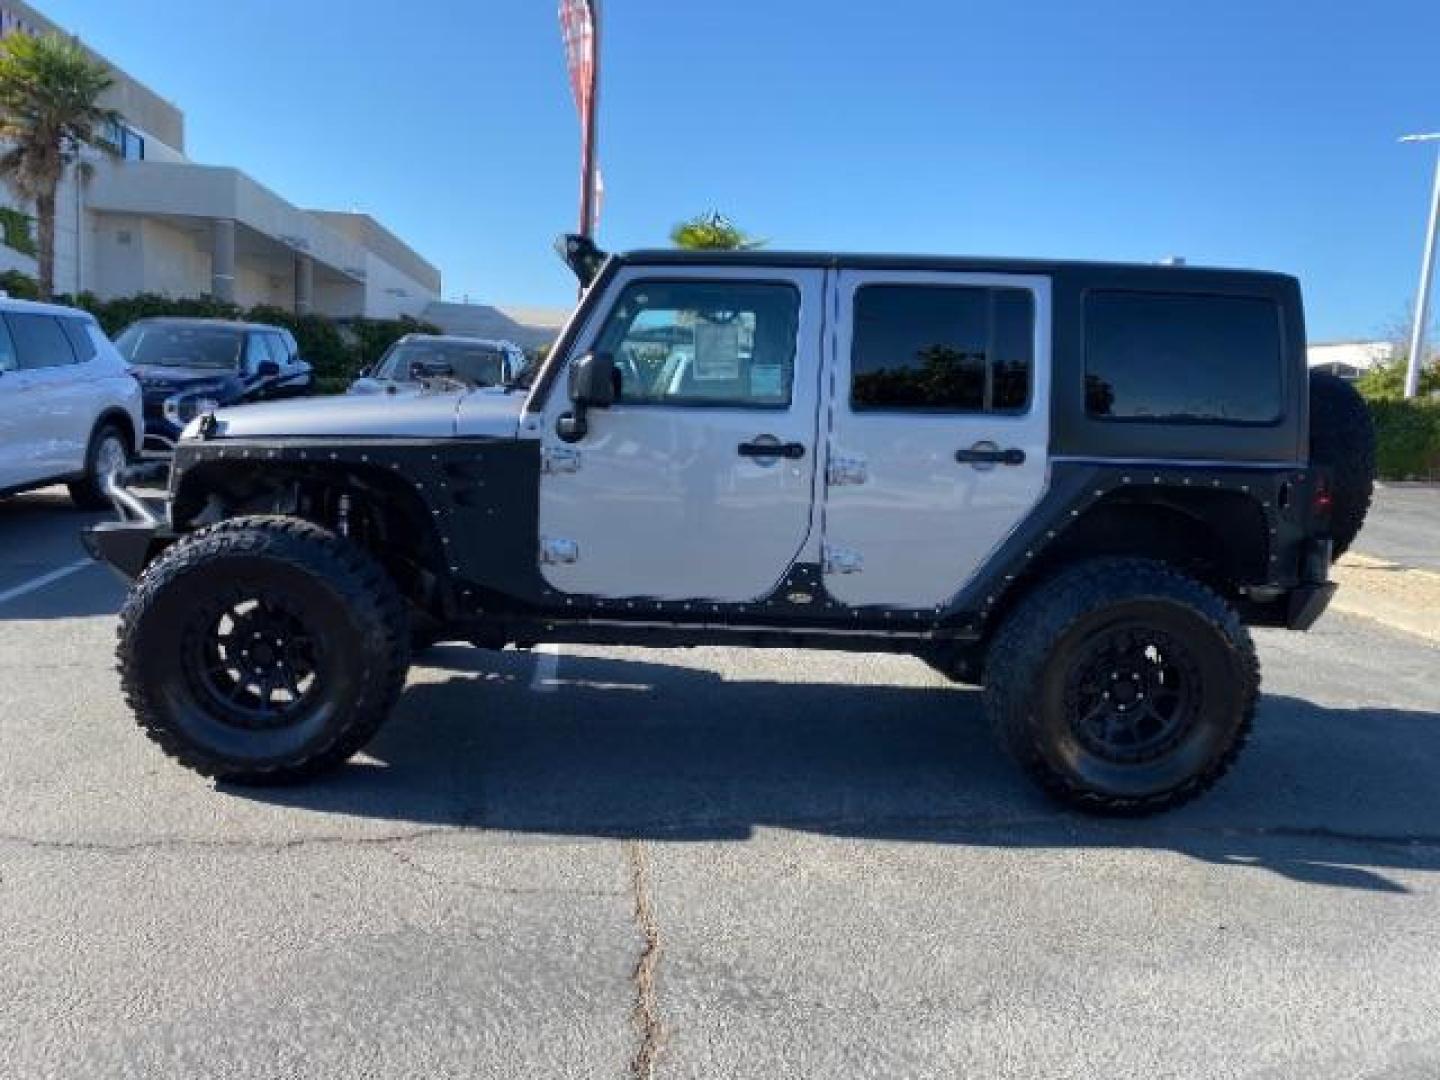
[131,365,239,394]
[197,385,526,440]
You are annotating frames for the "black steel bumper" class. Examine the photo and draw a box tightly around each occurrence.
[1284,536,1336,631]
[80,461,175,580]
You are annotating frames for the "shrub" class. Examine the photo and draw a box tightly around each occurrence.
[0,266,40,298]
[1355,356,1440,401]
[1368,398,1440,481]
[347,314,442,373]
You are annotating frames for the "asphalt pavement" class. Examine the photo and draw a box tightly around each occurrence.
[2,487,1439,1079]
[1354,483,1440,571]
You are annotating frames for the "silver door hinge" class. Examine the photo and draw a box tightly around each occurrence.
[822,545,864,575]
[542,445,582,474]
[826,455,868,487]
[540,536,580,565]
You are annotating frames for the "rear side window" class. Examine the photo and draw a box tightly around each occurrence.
[850,285,1034,412]
[263,333,289,367]
[1084,291,1283,424]
[61,317,98,362]
[6,313,76,370]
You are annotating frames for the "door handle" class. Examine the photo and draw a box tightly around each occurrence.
[738,439,805,460]
[955,444,1026,466]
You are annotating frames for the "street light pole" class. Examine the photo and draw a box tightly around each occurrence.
[1401,133,1440,399]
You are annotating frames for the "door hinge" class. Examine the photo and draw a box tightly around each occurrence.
[542,445,582,474]
[822,545,864,575]
[826,455,868,487]
[540,536,580,565]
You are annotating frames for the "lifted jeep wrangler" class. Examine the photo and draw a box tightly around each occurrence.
[86,241,1374,815]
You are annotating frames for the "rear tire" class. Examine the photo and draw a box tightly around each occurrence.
[117,516,410,784]
[984,558,1258,816]
[1308,371,1375,559]
[68,421,131,510]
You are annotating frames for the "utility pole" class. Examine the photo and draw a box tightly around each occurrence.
[1401,133,1440,399]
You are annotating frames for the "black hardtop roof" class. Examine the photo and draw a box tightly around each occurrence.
[618,248,1297,286]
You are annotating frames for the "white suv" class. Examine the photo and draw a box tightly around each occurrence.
[0,298,142,508]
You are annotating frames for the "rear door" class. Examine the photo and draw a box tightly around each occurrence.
[821,271,1052,608]
[2,311,86,480]
[0,317,28,488]
[535,266,824,602]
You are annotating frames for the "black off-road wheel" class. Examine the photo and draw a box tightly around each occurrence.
[68,421,131,510]
[1308,371,1375,559]
[117,516,411,784]
[984,558,1258,816]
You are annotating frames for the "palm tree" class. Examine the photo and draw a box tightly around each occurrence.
[669,211,764,251]
[0,32,116,298]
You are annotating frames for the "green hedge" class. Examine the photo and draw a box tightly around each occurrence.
[1368,398,1440,481]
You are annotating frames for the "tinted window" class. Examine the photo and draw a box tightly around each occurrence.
[1085,292,1283,423]
[595,280,800,408]
[7,313,76,370]
[115,323,244,369]
[61,317,97,362]
[850,285,1033,412]
[378,340,508,387]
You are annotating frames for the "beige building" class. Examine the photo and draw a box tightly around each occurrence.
[0,0,440,318]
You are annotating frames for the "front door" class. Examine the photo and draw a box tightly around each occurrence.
[821,270,1052,609]
[535,267,824,602]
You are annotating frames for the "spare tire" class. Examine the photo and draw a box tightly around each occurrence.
[1308,371,1375,559]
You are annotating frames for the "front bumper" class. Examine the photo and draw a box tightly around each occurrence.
[81,461,174,580]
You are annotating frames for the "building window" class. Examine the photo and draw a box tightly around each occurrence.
[850,285,1034,413]
[97,117,145,161]
[1084,291,1283,424]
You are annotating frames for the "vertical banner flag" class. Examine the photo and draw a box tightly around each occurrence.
[559,0,602,235]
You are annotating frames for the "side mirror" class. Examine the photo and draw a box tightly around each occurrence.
[257,360,280,378]
[557,351,617,444]
[568,351,617,408]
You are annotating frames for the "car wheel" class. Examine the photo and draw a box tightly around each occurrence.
[117,516,411,784]
[68,422,131,510]
[984,557,1258,816]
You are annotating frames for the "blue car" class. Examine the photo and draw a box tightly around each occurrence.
[114,318,313,450]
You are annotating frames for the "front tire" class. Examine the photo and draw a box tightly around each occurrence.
[984,558,1258,816]
[68,421,131,510]
[118,516,410,784]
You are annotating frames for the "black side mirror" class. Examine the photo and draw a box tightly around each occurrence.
[558,351,617,443]
[257,360,280,378]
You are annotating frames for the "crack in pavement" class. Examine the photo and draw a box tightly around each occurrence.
[626,839,665,1080]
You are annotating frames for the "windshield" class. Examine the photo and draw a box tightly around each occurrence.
[376,341,508,387]
[115,324,244,370]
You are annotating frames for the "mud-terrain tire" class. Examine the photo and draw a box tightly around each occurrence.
[1308,371,1375,559]
[68,421,131,510]
[984,558,1258,816]
[117,516,410,784]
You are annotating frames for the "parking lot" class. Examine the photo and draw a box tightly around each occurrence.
[2,485,1439,1078]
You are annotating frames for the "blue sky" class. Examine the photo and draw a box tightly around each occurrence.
[38,0,1440,340]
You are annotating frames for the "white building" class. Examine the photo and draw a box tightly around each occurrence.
[1306,341,1395,381]
[0,0,440,318]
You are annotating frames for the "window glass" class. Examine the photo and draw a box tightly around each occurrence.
[378,340,509,386]
[244,333,271,372]
[595,280,800,408]
[1085,292,1283,423]
[263,334,290,367]
[850,285,1034,412]
[0,317,16,372]
[61,317,97,362]
[114,323,244,369]
[7,313,76,369]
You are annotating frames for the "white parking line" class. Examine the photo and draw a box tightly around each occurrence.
[529,643,562,692]
[0,559,95,607]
